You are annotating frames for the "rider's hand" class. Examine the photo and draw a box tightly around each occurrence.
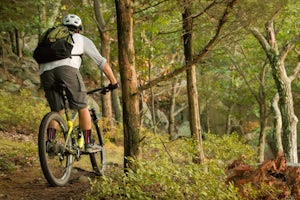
[107,82,119,91]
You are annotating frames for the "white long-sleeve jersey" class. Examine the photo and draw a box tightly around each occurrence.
[39,33,107,75]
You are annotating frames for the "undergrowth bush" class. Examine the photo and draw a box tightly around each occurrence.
[87,133,257,200]
[0,89,49,132]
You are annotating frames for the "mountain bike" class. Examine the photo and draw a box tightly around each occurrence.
[38,84,110,187]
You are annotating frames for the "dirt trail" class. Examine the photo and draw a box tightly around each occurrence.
[0,163,95,200]
[0,130,100,200]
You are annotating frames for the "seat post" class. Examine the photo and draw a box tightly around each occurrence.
[58,84,70,121]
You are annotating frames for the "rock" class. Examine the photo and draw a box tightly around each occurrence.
[155,109,169,131]
[176,121,191,138]
[23,79,36,89]
[2,82,21,92]
[78,175,90,183]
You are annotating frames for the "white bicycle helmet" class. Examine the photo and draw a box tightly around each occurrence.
[62,14,82,29]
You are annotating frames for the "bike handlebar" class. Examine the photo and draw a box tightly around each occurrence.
[87,87,110,95]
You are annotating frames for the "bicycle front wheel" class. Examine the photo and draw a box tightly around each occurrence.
[90,121,106,175]
[38,112,73,186]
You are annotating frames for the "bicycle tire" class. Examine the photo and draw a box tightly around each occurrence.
[38,112,72,186]
[89,121,106,176]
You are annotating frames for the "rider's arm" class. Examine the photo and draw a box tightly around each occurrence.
[102,62,118,85]
[81,34,107,70]
[81,35,117,85]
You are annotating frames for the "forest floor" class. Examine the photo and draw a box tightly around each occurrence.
[0,130,119,200]
[0,165,93,200]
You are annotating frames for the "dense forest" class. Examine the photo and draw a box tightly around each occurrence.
[1,0,300,199]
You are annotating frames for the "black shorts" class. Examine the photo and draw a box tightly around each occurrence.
[40,66,87,111]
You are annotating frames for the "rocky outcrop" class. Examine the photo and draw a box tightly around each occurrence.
[0,54,40,92]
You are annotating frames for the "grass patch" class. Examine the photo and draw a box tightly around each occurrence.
[0,136,37,171]
[0,89,49,132]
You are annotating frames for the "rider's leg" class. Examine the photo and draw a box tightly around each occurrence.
[48,110,64,141]
[78,107,92,130]
[79,107,101,153]
[79,108,92,144]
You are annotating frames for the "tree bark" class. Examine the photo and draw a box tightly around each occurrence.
[182,0,205,163]
[94,0,113,124]
[271,93,283,155]
[169,79,177,138]
[250,21,299,163]
[257,63,268,162]
[147,58,157,134]
[115,0,140,170]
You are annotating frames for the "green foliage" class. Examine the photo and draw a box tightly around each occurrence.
[87,133,257,199]
[204,134,257,164]
[0,0,39,31]
[0,89,49,132]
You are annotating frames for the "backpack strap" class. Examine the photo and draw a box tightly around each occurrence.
[68,32,83,59]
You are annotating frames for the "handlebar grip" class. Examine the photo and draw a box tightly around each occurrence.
[87,87,109,95]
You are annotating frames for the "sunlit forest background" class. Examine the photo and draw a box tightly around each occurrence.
[1,0,300,199]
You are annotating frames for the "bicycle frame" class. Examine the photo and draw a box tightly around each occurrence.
[60,87,81,153]
[60,85,106,153]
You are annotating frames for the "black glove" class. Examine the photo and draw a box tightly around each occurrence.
[107,83,119,91]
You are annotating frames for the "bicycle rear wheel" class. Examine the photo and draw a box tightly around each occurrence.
[90,121,106,175]
[38,112,73,186]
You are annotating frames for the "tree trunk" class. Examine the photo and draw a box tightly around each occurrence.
[225,105,233,134]
[115,0,140,170]
[265,22,298,163]
[150,87,156,134]
[258,64,268,162]
[200,100,210,134]
[169,79,177,138]
[258,103,268,162]
[182,0,205,163]
[271,93,283,155]
[94,0,113,124]
[250,21,299,163]
[275,63,298,163]
[15,28,23,58]
[112,85,123,123]
[147,57,157,134]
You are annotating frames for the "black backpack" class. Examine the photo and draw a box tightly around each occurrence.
[33,26,78,64]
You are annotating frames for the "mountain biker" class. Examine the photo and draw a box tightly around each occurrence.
[39,14,119,153]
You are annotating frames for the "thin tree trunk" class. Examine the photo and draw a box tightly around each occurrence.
[258,106,268,162]
[169,80,177,138]
[258,63,268,162]
[148,58,157,134]
[250,21,299,163]
[112,85,123,123]
[272,93,283,155]
[94,0,113,124]
[182,0,205,163]
[225,105,233,134]
[115,0,140,171]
